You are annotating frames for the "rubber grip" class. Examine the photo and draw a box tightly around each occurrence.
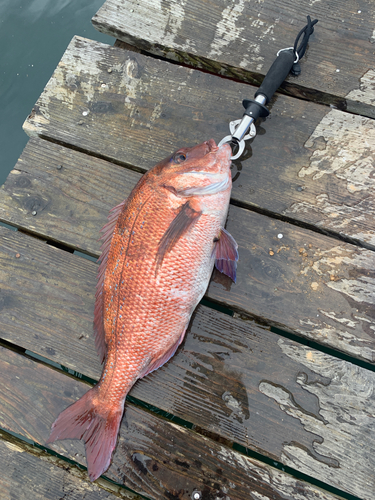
[255,49,295,104]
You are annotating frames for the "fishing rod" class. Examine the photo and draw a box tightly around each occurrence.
[218,15,318,160]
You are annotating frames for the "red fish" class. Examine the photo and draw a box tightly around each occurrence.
[47,139,238,481]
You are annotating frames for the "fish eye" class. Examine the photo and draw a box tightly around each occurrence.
[173,151,187,164]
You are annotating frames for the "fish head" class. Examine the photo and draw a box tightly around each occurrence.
[154,139,232,197]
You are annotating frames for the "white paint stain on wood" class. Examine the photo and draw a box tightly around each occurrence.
[346,69,375,105]
[239,41,264,71]
[250,492,271,500]
[23,115,49,138]
[297,318,374,362]
[119,0,194,52]
[328,275,375,304]
[152,0,194,51]
[283,108,375,245]
[319,311,357,328]
[209,0,247,58]
[217,445,340,499]
[261,339,375,500]
[46,45,102,107]
[299,244,374,281]
[299,109,375,192]
[295,243,375,361]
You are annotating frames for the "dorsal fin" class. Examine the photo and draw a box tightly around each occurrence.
[94,200,126,364]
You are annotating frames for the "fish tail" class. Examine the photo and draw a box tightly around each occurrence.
[46,386,123,481]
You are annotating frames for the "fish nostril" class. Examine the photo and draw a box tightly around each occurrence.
[206,138,218,153]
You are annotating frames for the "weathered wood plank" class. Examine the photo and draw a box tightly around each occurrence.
[209,207,375,363]
[0,433,136,500]
[92,0,375,117]
[0,347,343,500]
[0,227,374,498]
[1,145,374,363]
[20,37,375,247]
[0,138,142,253]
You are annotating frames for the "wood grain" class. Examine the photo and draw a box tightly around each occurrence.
[0,347,342,500]
[92,0,375,117]
[1,147,375,363]
[0,434,136,500]
[20,37,375,247]
[0,138,142,253]
[0,227,374,498]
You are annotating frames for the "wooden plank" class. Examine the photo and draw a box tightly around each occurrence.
[0,138,142,253]
[20,37,375,248]
[0,434,136,500]
[1,147,374,363]
[0,347,342,500]
[0,227,374,498]
[92,0,375,118]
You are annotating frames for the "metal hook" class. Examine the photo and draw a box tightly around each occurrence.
[276,46,299,64]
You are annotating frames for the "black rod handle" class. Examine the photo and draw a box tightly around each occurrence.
[254,49,295,104]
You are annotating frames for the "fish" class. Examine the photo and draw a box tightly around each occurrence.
[46,138,238,481]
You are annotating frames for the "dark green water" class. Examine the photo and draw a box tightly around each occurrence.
[0,0,113,187]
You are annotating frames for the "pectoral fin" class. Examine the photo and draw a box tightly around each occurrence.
[156,201,201,272]
[214,228,239,282]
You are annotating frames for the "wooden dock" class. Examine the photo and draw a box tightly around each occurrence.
[1,1,375,498]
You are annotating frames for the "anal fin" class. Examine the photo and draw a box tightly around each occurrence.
[141,328,187,378]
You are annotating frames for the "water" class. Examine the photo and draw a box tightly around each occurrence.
[0,0,113,187]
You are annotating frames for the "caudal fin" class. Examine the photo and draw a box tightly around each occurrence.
[46,387,123,481]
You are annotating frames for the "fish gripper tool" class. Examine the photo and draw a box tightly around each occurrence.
[219,15,318,160]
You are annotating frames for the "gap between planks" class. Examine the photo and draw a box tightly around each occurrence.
[0,355,354,500]
[12,131,375,255]
[20,37,375,251]
[0,345,348,500]
[0,428,140,500]
[92,0,375,119]
[1,227,375,498]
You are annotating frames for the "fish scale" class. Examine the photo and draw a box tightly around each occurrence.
[47,139,238,481]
